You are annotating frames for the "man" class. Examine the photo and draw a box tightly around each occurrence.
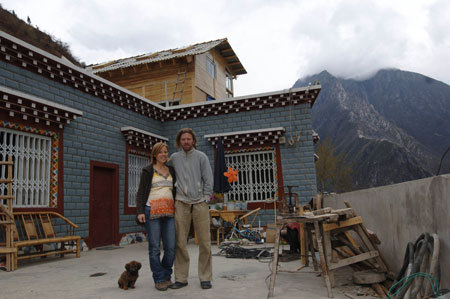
[168,128,213,290]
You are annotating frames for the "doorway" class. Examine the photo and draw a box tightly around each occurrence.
[89,161,119,248]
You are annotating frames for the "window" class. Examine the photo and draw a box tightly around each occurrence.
[0,128,51,207]
[226,71,233,98]
[224,150,277,202]
[206,57,216,79]
[127,153,150,207]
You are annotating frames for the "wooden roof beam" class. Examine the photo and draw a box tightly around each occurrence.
[225,54,238,59]
[220,48,234,53]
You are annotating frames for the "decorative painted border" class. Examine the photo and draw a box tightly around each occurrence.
[128,148,151,158]
[0,30,320,123]
[0,120,59,207]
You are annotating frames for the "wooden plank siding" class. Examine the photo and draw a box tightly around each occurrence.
[95,48,233,105]
[96,58,195,104]
[194,48,230,102]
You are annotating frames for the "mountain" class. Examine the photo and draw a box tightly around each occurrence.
[294,69,450,190]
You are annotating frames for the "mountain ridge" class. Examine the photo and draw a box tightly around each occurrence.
[294,69,450,190]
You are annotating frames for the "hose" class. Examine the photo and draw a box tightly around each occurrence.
[387,233,441,298]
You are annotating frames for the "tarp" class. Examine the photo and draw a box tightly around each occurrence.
[213,137,231,193]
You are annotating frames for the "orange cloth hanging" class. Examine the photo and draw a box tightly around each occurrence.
[224,167,238,183]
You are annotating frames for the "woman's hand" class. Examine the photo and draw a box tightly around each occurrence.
[137,213,145,223]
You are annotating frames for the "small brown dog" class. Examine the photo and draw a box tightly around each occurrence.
[118,260,142,290]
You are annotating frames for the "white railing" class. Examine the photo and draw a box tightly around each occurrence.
[128,153,150,207]
[0,128,51,207]
[224,150,277,202]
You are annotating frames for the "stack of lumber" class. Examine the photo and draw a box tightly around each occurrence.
[269,201,392,298]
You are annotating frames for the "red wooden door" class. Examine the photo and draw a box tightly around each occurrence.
[89,161,119,248]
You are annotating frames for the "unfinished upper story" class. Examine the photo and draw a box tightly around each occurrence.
[87,38,246,106]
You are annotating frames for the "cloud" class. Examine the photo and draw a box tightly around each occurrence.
[2,0,449,96]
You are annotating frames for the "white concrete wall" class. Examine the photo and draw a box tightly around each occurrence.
[324,174,449,288]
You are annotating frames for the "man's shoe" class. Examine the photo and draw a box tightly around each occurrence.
[200,281,212,289]
[155,282,169,291]
[169,281,188,289]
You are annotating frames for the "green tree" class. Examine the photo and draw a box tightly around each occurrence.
[315,138,353,193]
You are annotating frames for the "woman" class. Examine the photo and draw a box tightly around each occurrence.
[136,142,176,291]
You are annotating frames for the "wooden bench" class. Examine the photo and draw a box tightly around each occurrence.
[1,211,81,270]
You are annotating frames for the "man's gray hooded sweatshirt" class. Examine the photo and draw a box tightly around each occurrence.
[169,148,213,204]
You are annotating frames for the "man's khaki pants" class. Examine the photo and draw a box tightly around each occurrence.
[174,200,212,283]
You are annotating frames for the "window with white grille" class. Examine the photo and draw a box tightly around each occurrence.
[128,153,150,207]
[224,150,278,202]
[0,128,51,207]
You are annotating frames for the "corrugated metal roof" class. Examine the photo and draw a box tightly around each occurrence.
[87,38,247,76]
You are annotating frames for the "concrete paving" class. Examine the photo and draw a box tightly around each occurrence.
[0,241,377,299]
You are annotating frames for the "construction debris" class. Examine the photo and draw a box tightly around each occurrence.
[268,201,391,298]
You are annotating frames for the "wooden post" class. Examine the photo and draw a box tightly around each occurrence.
[299,206,306,265]
[314,221,333,298]
[307,226,319,271]
[268,224,282,297]
[323,229,335,287]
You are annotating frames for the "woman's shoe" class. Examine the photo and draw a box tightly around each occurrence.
[155,282,169,291]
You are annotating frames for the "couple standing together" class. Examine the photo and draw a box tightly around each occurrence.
[136,128,213,291]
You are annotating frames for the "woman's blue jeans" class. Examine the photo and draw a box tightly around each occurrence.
[144,205,176,283]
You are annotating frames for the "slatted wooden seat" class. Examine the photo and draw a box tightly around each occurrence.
[2,211,81,269]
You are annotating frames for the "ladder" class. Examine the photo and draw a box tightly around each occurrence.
[0,156,17,271]
[171,65,187,105]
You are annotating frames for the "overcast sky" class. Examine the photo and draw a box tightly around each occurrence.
[2,0,449,96]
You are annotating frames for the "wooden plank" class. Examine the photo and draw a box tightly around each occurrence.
[314,221,333,298]
[344,231,360,251]
[268,225,282,297]
[323,230,335,287]
[17,249,78,260]
[0,247,17,253]
[15,236,81,247]
[39,214,56,238]
[307,227,319,271]
[344,201,390,273]
[329,208,354,217]
[279,213,339,223]
[371,283,387,298]
[314,194,322,210]
[329,251,379,270]
[299,206,306,265]
[311,207,332,215]
[323,216,363,232]
[22,214,38,240]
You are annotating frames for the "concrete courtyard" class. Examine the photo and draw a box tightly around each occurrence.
[0,241,377,299]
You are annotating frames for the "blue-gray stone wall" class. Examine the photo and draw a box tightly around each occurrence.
[165,104,317,226]
[0,61,162,237]
[1,60,316,233]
